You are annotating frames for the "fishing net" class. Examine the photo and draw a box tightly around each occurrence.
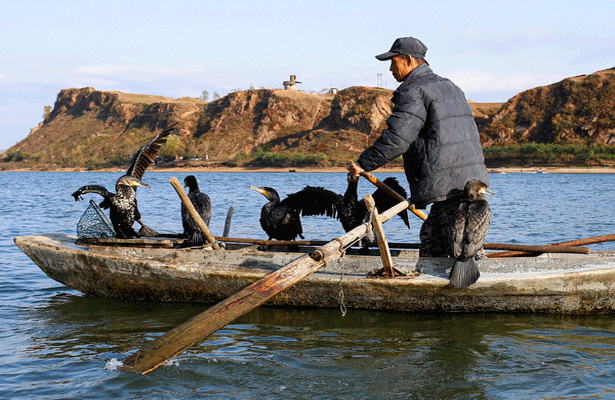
[77,200,116,239]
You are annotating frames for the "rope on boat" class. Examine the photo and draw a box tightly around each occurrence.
[337,250,348,317]
[333,237,344,253]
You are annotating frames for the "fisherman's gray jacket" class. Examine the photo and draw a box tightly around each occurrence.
[357,64,489,209]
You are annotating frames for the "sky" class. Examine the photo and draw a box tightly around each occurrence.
[1,0,614,151]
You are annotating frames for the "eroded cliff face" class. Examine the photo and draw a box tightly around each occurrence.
[322,86,392,136]
[8,85,400,167]
[193,89,337,155]
[482,68,615,146]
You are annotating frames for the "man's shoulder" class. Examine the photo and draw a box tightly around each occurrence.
[402,67,463,97]
[415,69,450,87]
[400,66,443,88]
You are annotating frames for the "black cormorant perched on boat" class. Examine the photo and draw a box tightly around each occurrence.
[450,179,494,288]
[249,186,307,241]
[182,175,212,246]
[71,125,176,238]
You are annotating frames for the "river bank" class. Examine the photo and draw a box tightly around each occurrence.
[4,165,615,173]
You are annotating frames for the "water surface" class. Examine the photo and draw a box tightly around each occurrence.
[2,171,615,399]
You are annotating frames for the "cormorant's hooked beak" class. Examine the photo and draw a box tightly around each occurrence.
[480,187,495,196]
[131,179,150,188]
[248,185,268,197]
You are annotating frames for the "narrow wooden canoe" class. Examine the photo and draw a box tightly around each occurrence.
[14,233,615,314]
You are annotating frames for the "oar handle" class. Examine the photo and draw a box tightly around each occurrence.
[360,171,428,221]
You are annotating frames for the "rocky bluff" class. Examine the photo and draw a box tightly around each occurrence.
[10,86,401,168]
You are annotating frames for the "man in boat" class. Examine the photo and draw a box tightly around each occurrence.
[347,36,490,258]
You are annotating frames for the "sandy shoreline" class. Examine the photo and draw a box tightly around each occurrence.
[3,166,615,174]
[485,166,615,174]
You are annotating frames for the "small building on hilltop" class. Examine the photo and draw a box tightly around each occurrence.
[283,75,302,90]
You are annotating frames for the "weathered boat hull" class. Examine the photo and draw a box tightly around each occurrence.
[14,233,615,314]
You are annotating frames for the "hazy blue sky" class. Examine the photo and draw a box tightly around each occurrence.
[2,0,614,150]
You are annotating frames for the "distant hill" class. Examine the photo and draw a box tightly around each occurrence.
[482,67,615,146]
[3,67,614,170]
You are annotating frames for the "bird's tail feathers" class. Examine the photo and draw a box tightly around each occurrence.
[188,232,205,246]
[449,258,480,288]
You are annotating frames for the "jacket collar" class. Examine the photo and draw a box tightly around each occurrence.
[396,63,432,92]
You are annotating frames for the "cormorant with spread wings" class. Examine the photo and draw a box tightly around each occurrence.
[71,124,176,238]
[249,185,311,241]
[249,174,409,242]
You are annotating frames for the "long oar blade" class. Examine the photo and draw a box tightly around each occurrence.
[121,200,410,374]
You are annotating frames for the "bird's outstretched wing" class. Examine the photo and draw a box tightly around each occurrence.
[71,185,111,201]
[126,123,177,180]
[371,177,410,228]
[281,186,342,219]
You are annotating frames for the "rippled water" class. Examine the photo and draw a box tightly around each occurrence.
[2,171,615,399]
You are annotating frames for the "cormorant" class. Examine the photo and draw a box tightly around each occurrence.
[249,186,306,241]
[182,175,212,246]
[450,180,494,288]
[71,125,176,238]
[249,175,410,242]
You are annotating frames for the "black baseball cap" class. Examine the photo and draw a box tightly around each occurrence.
[375,37,428,61]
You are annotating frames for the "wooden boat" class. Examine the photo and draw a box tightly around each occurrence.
[14,233,615,315]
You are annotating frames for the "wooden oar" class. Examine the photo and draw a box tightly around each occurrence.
[120,199,410,374]
[484,243,589,254]
[374,242,589,254]
[360,171,428,221]
[169,177,219,250]
[487,234,615,258]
